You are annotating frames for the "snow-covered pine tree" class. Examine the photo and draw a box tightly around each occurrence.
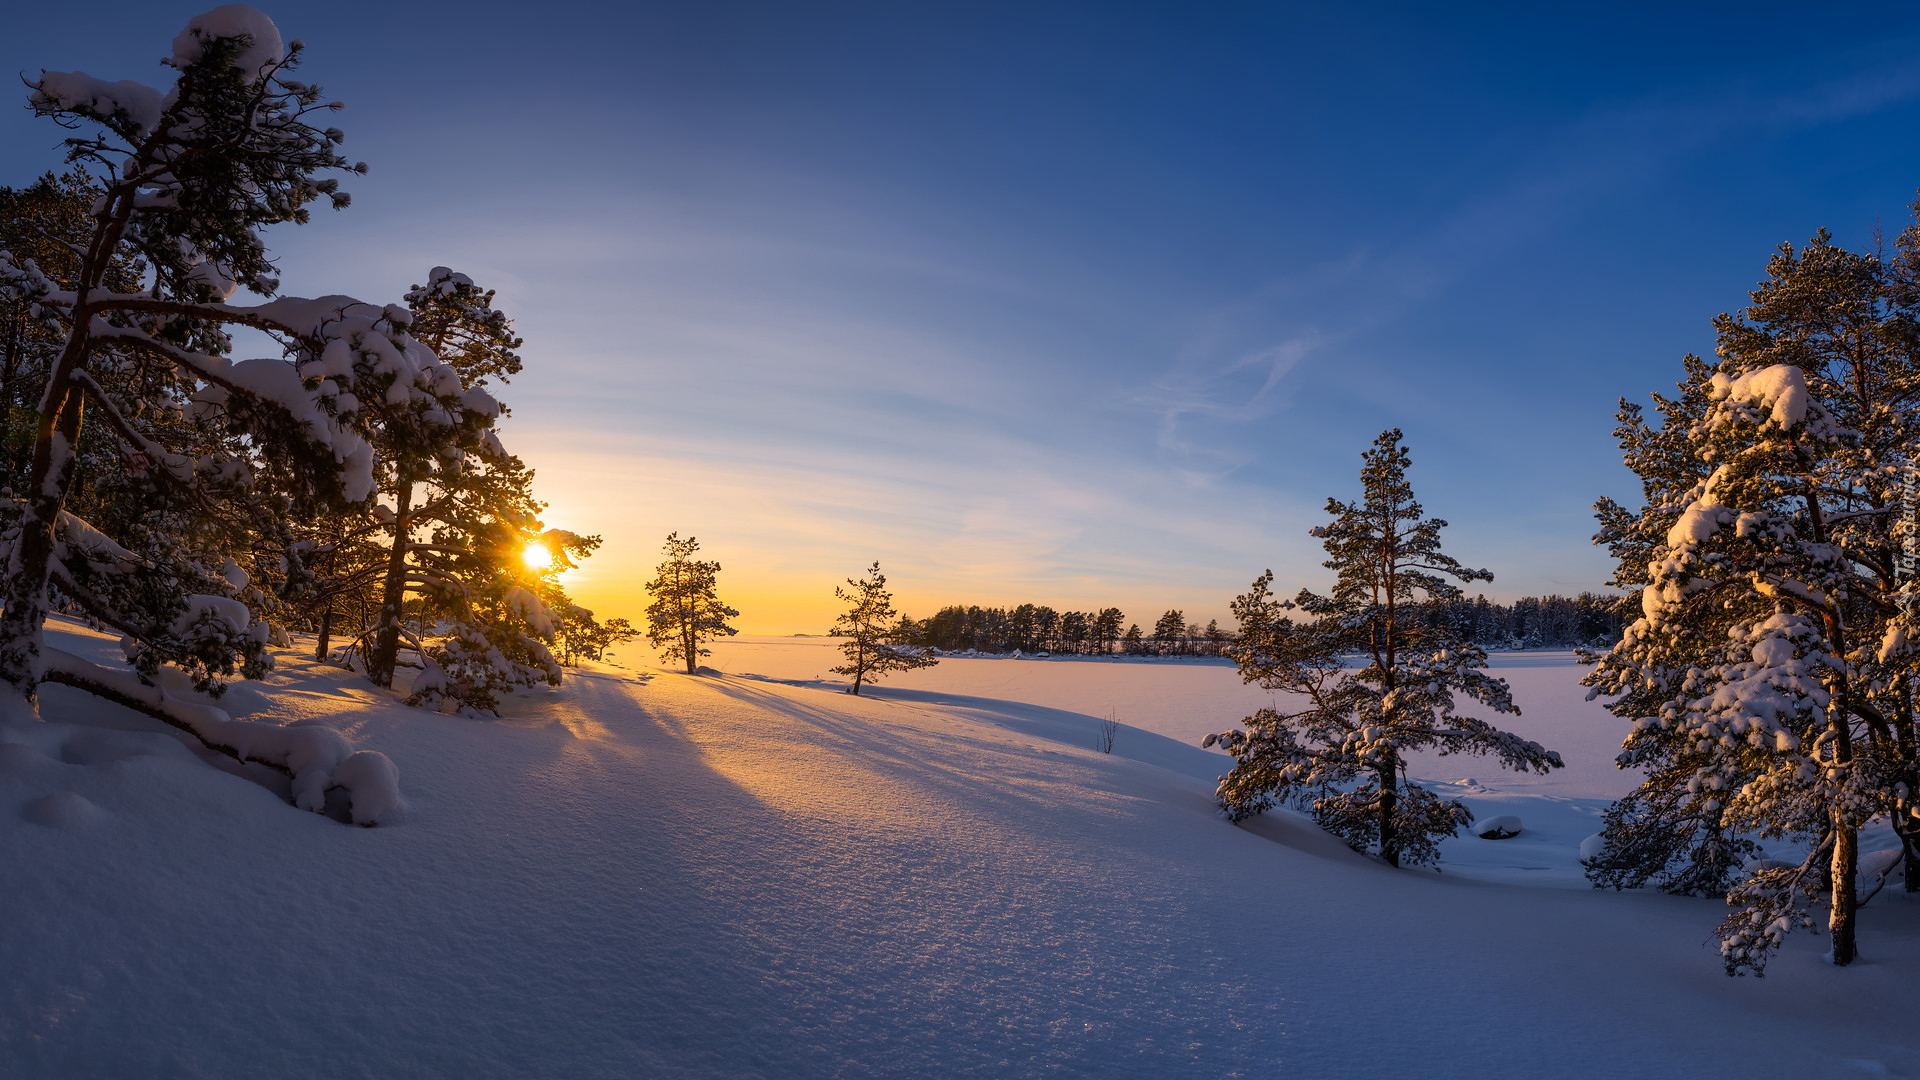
[1584,222,1920,973]
[400,463,596,714]
[0,6,416,820]
[362,266,522,690]
[644,533,738,673]
[1206,430,1563,867]
[830,561,937,694]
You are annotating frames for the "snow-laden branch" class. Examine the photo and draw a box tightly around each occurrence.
[40,647,401,825]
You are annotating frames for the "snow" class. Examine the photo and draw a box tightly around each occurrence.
[23,790,103,829]
[169,594,250,637]
[1666,491,1730,547]
[331,750,405,826]
[3,622,1917,1077]
[39,644,399,822]
[1709,363,1811,428]
[1475,815,1524,839]
[29,71,164,134]
[170,5,283,76]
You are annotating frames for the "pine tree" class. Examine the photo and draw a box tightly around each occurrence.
[830,562,937,694]
[644,533,737,673]
[1206,430,1563,867]
[554,606,638,665]
[1094,607,1125,654]
[362,267,523,689]
[1122,624,1145,655]
[1584,220,1920,974]
[0,9,407,819]
[1152,609,1186,656]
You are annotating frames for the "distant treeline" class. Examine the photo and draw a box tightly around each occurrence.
[902,593,1623,657]
[1399,593,1625,650]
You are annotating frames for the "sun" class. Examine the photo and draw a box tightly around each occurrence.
[522,541,553,571]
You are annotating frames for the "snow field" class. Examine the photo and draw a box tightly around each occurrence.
[0,622,1915,1077]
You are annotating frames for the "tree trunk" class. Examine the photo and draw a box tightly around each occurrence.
[314,607,333,663]
[367,481,412,688]
[1897,692,1920,893]
[1827,691,1859,964]
[1896,813,1920,895]
[0,385,84,696]
[1831,816,1858,965]
[2,311,18,482]
[1378,752,1400,868]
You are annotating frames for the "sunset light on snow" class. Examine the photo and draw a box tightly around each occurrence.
[5,3,1920,1076]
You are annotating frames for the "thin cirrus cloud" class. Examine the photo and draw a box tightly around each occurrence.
[263,37,1920,632]
[1140,50,1920,484]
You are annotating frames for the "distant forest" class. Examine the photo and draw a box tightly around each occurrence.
[906,593,1624,657]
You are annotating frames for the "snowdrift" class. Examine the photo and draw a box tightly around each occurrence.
[1,626,1914,1078]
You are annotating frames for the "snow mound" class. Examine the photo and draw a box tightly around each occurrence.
[1860,848,1903,883]
[24,790,104,829]
[44,648,400,824]
[58,729,154,767]
[330,750,404,826]
[0,742,49,773]
[1476,815,1523,839]
[1578,832,1607,861]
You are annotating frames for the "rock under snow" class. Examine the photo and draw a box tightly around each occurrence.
[1476,815,1523,839]
[331,750,404,826]
[1860,848,1904,884]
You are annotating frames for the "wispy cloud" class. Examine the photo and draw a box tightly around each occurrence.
[1130,55,1920,470]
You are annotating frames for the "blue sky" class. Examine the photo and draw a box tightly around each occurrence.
[8,2,1920,631]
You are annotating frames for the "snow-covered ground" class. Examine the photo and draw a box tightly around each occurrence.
[4,620,1916,1078]
[709,636,1639,887]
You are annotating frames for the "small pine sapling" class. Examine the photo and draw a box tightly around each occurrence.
[830,561,937,694]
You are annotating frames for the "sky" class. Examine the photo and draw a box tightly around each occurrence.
[7,2,1920,633]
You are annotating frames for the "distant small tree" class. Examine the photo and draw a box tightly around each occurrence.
[889,613,923,645]
[1204,619,1227,656]
[643,533,737,673]
[831,561,937,694]
[556,607,637,666]
[1122,624,1145,655]
[1206,430,1563,867]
